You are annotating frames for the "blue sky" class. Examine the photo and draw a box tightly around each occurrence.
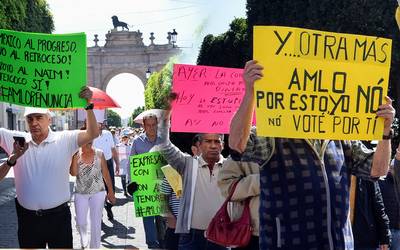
[47,0,246,119]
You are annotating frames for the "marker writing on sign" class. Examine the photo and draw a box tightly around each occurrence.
[273,29,389,64]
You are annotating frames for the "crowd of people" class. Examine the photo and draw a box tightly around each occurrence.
[0,60,400,250]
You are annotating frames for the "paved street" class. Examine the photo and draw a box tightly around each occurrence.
[0,170,153,249]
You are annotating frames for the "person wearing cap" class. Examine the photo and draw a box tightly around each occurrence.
[93,121,120,220]
[0,87,99,248]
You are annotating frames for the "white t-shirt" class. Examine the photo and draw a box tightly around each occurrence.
[93,130,115,160]
[0,128,79,210]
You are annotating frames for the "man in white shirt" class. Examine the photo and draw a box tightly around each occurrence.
[0,87,99,248]
[93,122,120,220]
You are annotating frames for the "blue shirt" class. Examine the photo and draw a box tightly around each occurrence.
[130,133,162,155]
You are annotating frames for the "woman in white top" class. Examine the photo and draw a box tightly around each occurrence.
[70,139,116,249]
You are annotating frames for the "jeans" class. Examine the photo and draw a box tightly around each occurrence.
[178,228,227,250]
[391,229,400,250]
[143,216,160,247]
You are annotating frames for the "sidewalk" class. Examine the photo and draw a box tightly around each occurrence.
[0,171,153,249]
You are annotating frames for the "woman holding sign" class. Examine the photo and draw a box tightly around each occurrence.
[70,127,116,249]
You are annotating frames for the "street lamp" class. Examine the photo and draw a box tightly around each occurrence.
[171,29,178,48]
[146,68,151,79]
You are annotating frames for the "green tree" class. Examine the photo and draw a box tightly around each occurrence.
[25,0,54,33]
[197,18,249,68]
[107,110,121,127]
[144,59,175,109]
[128,106,145,127]
[0,0,54,33]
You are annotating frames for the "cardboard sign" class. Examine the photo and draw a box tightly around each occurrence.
[171,64,245,133]
[0,29,87,108]
[254,26,392,140]
[130,152,168,217]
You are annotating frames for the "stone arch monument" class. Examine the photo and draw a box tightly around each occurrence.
[87,29,180,91]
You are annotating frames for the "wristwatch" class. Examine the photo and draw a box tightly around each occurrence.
[84,103,94,110]
[382,129,394,140]
[6,158,16,167]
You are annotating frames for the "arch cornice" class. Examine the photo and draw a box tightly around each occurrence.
[86,30,180,91]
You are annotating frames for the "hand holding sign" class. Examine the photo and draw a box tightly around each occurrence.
[171,64,246,134]
[0,29,87,108]
[243,60,263,92]
[163,92,177,123]
[79,86,93,102]
[127,182,138,196]
[130,152,167,217]
[376,96,395,134]
[253,26,392,140]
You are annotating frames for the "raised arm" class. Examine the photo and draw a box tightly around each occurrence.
[77,87,100,147]
[229,60,263,153]
[371,96,395,177]
[159,93,191,173]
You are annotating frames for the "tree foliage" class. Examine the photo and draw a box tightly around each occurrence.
[144,59,175,110]
[197,18,250,68]
[128,106,145,127]
[107,110,121,127]
[0,0,54,33]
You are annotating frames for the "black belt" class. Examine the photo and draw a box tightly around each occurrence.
[17,199,69,217]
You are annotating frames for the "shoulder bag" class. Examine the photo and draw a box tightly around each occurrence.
[205,179,252,247]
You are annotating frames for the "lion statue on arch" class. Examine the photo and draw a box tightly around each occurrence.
[111,16,129,31]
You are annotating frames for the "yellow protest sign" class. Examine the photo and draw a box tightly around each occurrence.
[161,165,182,198]
[253,26,392,140]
